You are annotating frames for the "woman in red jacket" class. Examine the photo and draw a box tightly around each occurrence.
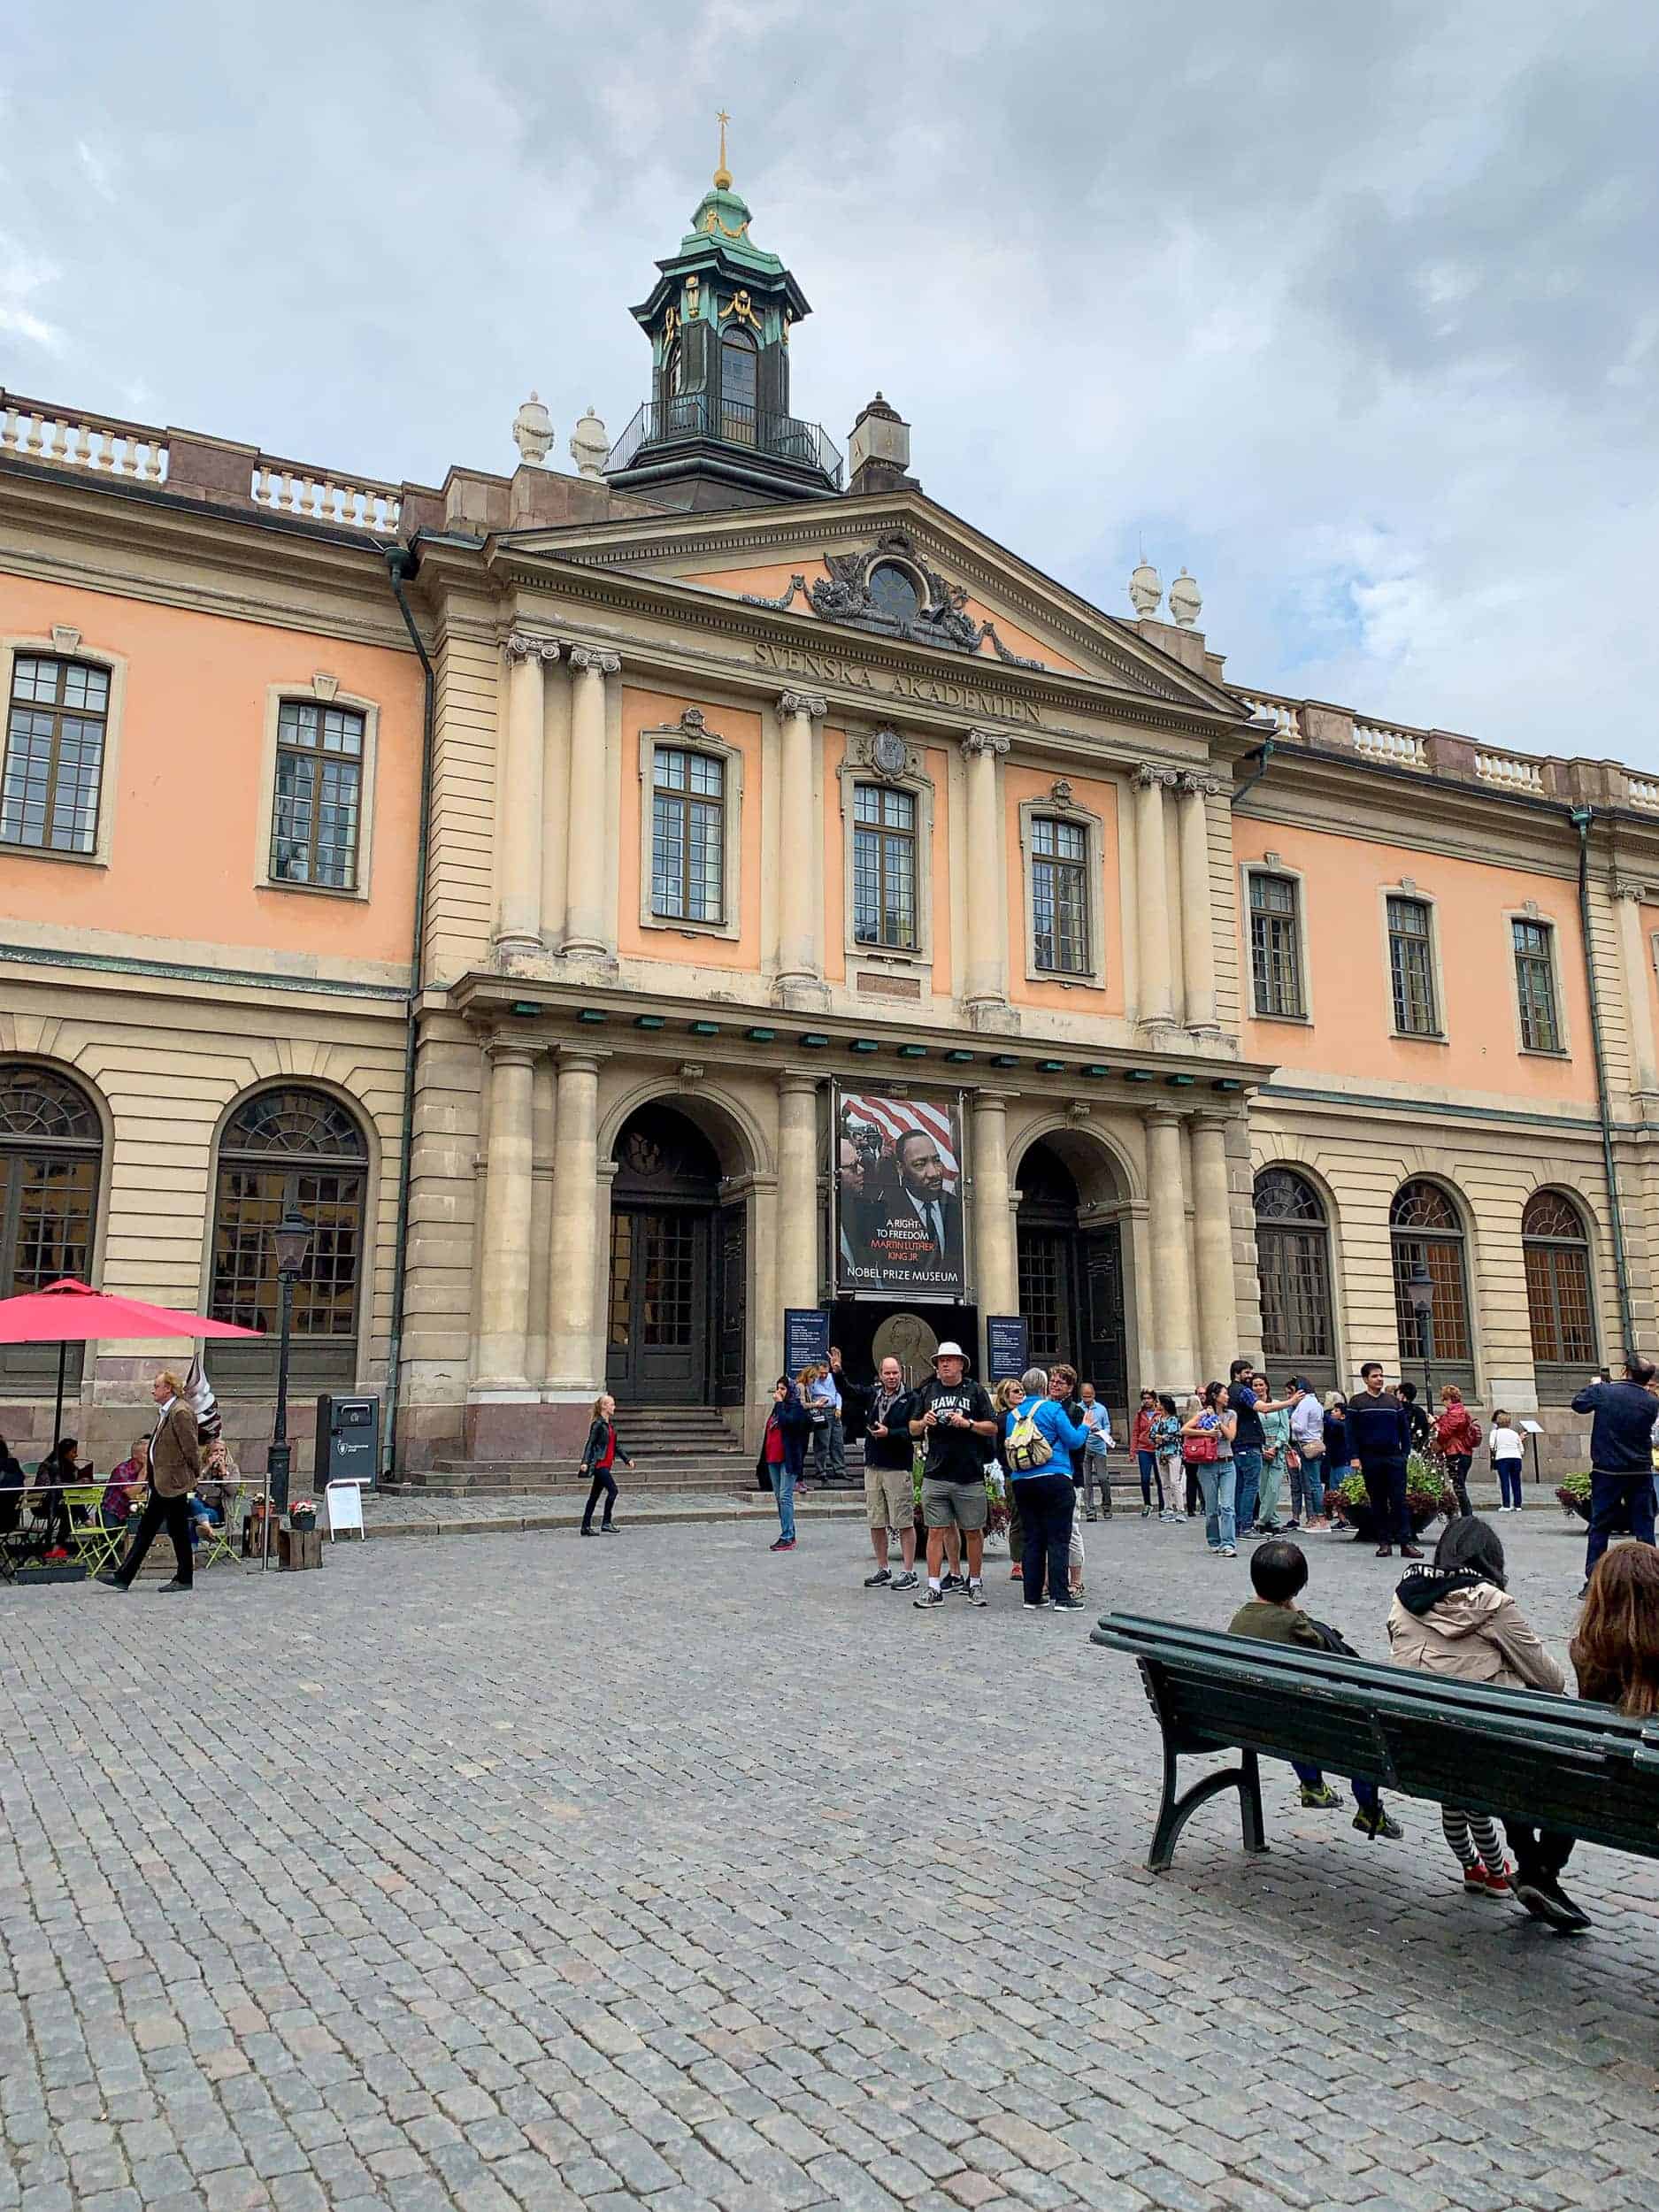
[1434,1386,1482,1517]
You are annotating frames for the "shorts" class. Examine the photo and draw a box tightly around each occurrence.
[864,1460,914,1530]
[920,1476,988,1532]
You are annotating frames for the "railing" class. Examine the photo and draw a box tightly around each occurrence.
[0,391,168,481]
[250,462,403,533]
[1629,777,1659,810]
[1474,748,1545,793]
[1354,719,1428,767]
[1234,693,1302,738]
[604,396,844,487]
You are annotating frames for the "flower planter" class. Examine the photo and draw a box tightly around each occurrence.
[1333,1499,1442,1543]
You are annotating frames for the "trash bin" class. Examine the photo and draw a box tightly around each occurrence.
[313,1394,379,1490]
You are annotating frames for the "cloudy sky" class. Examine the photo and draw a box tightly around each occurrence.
[4,0,1655,763]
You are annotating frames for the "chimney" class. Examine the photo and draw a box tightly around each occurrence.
[847,393,918,495]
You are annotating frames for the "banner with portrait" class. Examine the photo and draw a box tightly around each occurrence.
[835,1090,966,1301]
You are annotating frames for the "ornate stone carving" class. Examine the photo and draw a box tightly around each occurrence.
[1050,779,1074,807]
[1177,771,1222,797]
[961,728,1010,759]
[511,390,553,465]
[1613,879,1646,902]
[311,671,339,701]
[678,706,708,734]
[1135,762,1179,788]
[505,633,562,664]
[779,690,827,718]
[872,727,908,778]
[568,646,621,676]
[742,526,1048,668]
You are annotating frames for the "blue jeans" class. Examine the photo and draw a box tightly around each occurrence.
[1496,1458,1524,1510]
[1293,1759,1379,1816]
[1136,1449,1162,1509]
[1233,1448,1263,1533]
[1290,1455,1325,1520]
[769,1460,796,1542]
[1196,1461,1236,1549]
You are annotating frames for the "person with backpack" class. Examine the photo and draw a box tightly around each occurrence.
[1181,1383,1238,1557]
[578,1393,634,1536]
[1228,1540,1402,1836]
[1003,1365,1091,1610]
[1433,1386,1481,1517]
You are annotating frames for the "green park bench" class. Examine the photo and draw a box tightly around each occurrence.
[1091,1610,1659,1875]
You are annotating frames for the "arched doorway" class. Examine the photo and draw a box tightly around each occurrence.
[1523,1188,1598,1402]
[1016,1138,1128,1421]
[1254,1167,1337,1393]
[0,1062,102,1392]
[606,1102,740,1406]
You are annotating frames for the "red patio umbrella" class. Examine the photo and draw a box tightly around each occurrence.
[0,1278,263,1448]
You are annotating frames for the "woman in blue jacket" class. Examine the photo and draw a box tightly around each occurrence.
[1004,1368,1092,1610]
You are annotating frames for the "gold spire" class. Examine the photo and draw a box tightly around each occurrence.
[713,110,733,190]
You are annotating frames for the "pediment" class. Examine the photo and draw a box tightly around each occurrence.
[494,489,1240,720]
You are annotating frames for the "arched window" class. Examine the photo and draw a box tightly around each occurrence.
[720,326,757,439]
[1390,1179,1474,1391]
[208,1087,367,1391]
[1254,1168,1336,1392]
[0,1063,102,1389]
[1524,1189,1598,1400]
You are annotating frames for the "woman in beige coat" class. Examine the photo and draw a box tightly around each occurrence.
[1387,1516,1564,1898]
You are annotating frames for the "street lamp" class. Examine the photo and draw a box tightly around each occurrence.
[263,1202,311,1569]
[1406,1258,1436,1412]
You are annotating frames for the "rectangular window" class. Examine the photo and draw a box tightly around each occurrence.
[651,746,724,923]
[1,655,110,854]
[852,783,917,949]
[1249,872,1304,1017]
[1513,918,1561,1051]
[270,699,365,889]
[1387,895,1439,1034]
[1031,816,1089,975]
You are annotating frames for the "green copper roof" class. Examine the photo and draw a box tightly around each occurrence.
[677,182,785,278]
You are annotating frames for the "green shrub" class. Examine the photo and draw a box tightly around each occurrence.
[1555,1470,1593,1514]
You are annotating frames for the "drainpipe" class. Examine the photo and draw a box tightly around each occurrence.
[1571,804,1638,1356]
[380,542,436,1478]
[1229,735,1275,810]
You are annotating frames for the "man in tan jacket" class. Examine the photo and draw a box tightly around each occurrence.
[100,1370,201,1594]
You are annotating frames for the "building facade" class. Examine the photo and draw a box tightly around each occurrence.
[2,157,1655,1478]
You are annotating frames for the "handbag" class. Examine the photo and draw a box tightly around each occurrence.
[1181,1427,1219,1465]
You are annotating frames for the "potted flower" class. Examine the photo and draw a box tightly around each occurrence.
[1555,1471,1593,1523]
[288,1496,318,1532]
[908,1464,1011,1546]
[1330,1452,1455,1540]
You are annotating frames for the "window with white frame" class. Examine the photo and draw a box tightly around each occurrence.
[270,698,365,889]
[1,656,109,854]
[1512,918,1562,1051]
[1387,895,1439,1034]
[852,782,917,949]
[651,746,725,923]
[1030,815,1089,975]
[1249,871,1304,1017]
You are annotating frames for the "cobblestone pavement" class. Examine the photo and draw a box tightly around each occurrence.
[358,1491,864,1539]
[3,1509,1655,2212]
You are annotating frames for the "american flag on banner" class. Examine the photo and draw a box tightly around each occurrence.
[840,1094,960,1180]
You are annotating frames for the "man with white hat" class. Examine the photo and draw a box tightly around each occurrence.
[908,1340,997,1609]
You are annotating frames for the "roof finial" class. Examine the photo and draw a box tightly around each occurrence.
[713,110,733,190]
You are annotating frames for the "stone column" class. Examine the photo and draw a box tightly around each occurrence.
[775,692,826,1003]
[496,636,556,958]
[1615,881,1658,1095]
[777,1072,820,1312]
[1134,764,1176,1029]
[961,728,1012,1023]
[1145,1108,1195,1387]
[476,1041,538,1386]
[972,1090,1018,1325]
[565,647,620,958]
[1190,1113,1238,1380]
[1178,772,1220,1033]
[547,1049,603,1387]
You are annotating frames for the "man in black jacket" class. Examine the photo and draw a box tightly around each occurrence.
[1346,1361,1421,1560]
[859,1355,918,1591]
[1572,1356,1657,1585]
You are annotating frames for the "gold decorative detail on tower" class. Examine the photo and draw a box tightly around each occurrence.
[713,110,733,190]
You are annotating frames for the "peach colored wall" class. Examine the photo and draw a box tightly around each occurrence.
[1003,767,1125,1017]
[681,560,1086,677]
[617,685,763,970]
[823,732,955,994]
[0,578,421,961]
[1233,824,1597,1104]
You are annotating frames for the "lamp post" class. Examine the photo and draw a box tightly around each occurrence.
[1406,1259,1436,1417]
[262,1203,311,1571]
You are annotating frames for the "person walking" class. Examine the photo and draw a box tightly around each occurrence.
[1003,1366,1091,1610]
[1348,1361,1421,1560]
[1182,1383,1239,1557]
[1571,1356,1658,1590]
[1434,1386,1481,1517]
[757,1375,810,1553]
[861,1355,918,1591]
[99,1372,200,1593]
[1286,1378,1327,1529]
[909,1342,998,1609]
[1387,1517,1566,1902]
[1488,1411,1526,1515]
[578,1393,634,1536]
[1131,1388,1159,1521]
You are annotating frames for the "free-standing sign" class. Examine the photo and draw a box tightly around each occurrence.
[835,1090,966,1302]
[784,1306,831,1378]
[986,1316,1028,1383]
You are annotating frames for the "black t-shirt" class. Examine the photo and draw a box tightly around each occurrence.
[1228,1383,1264,1454]
[912,1378,995,1484]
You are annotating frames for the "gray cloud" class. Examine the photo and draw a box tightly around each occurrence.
[3,0,1655,762]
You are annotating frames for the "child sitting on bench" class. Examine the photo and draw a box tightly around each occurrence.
[1229,1539,1402,1839]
